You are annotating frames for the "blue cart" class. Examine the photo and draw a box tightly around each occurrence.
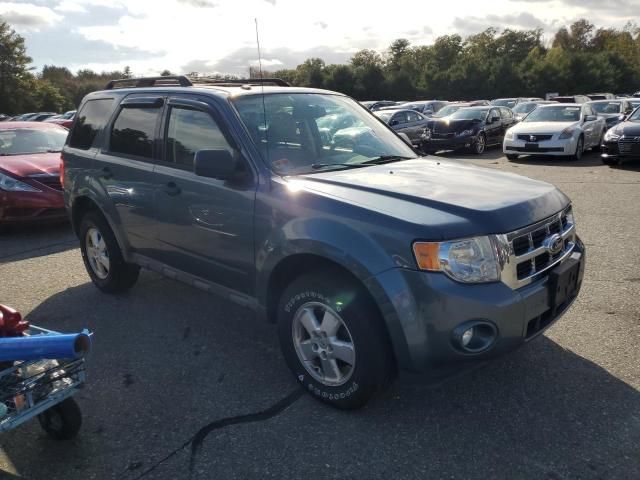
[0,326,87,440]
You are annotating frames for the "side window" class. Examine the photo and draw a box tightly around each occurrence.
[68,99,114,150]
[500,107,513,119]
[490,109,500,120]
[110,107,160,159]
[166,107,232,169]
[406,111,420,123]
[393,113,407,124]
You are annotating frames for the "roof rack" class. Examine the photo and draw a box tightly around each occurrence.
[105,76,193,90]
[191,78,291,87]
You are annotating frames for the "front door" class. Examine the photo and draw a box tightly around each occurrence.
[151,96,257,294]
[485,108,502,145]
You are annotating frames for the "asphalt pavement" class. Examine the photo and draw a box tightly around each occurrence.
[0,149,638,480]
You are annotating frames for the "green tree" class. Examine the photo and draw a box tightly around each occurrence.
[0,20,32,114]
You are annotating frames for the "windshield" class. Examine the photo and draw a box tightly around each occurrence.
[0,128,68,155]
[491,99,517,108]
[449,108,488,121]
[232,93,416,175]
[523,106,581,122]
[590,102,621,114]
[432,105,460,118]
[513,103,538,114]
[628,108,640,121]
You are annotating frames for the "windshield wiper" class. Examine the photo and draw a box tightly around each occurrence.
[361,155,415,165]
[310,163,371,171]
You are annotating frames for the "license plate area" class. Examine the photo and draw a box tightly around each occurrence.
[548,258,580,313]
[525,142,539,151]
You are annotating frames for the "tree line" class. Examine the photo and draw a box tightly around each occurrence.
[0,18,638,115]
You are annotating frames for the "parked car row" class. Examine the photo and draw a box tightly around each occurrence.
[0,111,76,126]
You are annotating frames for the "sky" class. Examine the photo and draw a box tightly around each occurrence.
[1,0,638,76]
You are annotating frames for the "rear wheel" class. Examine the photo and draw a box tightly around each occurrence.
[506,154,519,161]
[38,398,82,440]
[277,270,395,409]
[79,212,139,293]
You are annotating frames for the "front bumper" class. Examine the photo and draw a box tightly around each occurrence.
[504,136,577,156]
[366,238,585,372]
[421,135,476,151]
[0,190,65,224]
[601,138,640,161]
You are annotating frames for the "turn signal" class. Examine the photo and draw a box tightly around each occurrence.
[412,242,440,271]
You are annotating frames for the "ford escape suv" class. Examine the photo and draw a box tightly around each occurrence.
[62,76,585,409]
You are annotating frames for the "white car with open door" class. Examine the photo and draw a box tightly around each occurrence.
[503,103,606,161]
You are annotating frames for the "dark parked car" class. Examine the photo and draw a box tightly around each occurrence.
[393,100,449,116]
[549,95,590,104]
[601,106,640,165]
[360,100,399,111]
[62,76,585,409]
[587,93,615,100]
[0,122,67,224]
[421,106,517,154]
[373,108,429,145]
[511,100,555,122]
[587,99,635,130]
[31,113,58,122]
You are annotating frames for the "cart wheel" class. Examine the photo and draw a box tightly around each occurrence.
[38,398,82,440]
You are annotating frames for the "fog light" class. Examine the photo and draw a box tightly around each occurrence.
[461,327,474,347]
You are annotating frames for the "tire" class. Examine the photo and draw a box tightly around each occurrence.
[472,133,486,155]
[506,154,519,161]
[571,135,584,161]
[38,398,82,440]
[79,211,139,293]
[602,156,621,166]
[276,269,395,409]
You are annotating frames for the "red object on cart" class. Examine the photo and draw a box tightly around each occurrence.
[0,304,29,337]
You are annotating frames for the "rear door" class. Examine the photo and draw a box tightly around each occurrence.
[485,108,502,145]
[93,95,163,255]
[499,107,516,141]
[405,111,426,143]
[150,95,257,294]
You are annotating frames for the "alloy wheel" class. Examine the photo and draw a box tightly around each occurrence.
[85,227,110,279]
[292,302,356,387]
[476,134,486,154]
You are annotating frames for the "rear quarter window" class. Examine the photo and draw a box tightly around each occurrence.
[68,99,115,150]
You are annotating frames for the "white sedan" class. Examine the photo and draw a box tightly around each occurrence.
[503,103,606,160]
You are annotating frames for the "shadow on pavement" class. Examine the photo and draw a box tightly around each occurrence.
[0,276,638,479]
[0,222,76,264]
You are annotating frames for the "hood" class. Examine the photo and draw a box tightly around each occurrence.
[0,152,60,178]
[511,121,578,134]
[293,158,569,239]
[617,121,640,136]
[431,118,482,134]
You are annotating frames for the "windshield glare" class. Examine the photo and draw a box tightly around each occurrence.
[433,105,460,118]
[523,106,581,122]
[450,108,488,121]
[232,93,417,175]
[590,102,621,114]
[0,128,68,155]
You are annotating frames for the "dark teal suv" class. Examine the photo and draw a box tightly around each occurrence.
[62,76,585,409]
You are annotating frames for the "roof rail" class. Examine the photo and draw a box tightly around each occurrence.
[191,78,291,87]
[105,75,193,90]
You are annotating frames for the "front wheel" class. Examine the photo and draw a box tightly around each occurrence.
[473,133,486,155]
[79,212,140,293]
[571,135,584,161]
[38,398,82,440]
[506,154,519,161]
[277,270,395,409]
[602,156,621,166]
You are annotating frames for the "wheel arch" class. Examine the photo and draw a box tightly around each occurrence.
[71,195,129,256]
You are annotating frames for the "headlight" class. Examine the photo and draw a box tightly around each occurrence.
[559,128,577,140]
[505,129,514,141]
[457,129,474,137]
[0,172,41,192]
[604,127,622,142]
[413,236,500,283]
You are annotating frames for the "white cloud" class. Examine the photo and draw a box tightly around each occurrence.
[0,2,62,30]
[54,1,87,13]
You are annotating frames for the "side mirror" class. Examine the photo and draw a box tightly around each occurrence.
[193,149,237,180]
[398,132,412,146]
[390,119,399,126]
[584,115,597,122]
[491,116,500,123]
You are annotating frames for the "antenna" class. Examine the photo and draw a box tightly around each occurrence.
[255,18,269,164]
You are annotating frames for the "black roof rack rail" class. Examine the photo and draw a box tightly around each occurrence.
[105,75,193,90]
[191,78,291,87]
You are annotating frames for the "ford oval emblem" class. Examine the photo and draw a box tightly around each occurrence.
[544,234,564,256]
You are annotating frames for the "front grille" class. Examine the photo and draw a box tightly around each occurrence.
[517,134,553,142]
[432,132,455,139]
[30,175,62,191]
[618,137,640,155]
[501,207,576,288]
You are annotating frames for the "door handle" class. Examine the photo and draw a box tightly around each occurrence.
[100,167,113,179]
[163,181,181,196]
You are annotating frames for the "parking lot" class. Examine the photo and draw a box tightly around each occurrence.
[0,148,639,479]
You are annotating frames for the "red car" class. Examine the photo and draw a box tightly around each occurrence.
[0,122,68,224]
[44,110,76,129]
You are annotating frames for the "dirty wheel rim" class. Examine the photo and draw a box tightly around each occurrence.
[85,227,110,280]
[292,302,356,387]
[476,135,485,154]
